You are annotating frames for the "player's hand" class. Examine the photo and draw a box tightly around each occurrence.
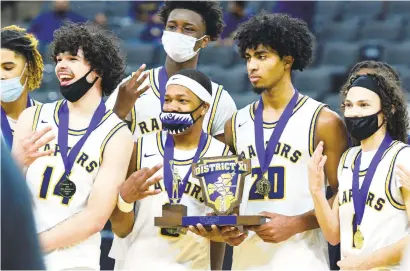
[188,223,225,242]
[307,141,327,195]
[12,125,55,169]
[220,226,248,246]
[119,164,163,203]
[248,212,298,243]
[113,64,150,120]
[337,251,371,270]
[396,164,410,190]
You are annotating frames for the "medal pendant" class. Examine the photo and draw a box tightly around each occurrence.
[256,177,271,196]
[354,229,364,249]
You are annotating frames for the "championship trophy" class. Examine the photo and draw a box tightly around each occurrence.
[154,156,267,233]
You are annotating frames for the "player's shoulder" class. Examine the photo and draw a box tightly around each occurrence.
[138,130,162,145]
[393,141,410,160]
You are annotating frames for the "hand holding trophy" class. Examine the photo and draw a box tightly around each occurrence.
[154,155,267,235]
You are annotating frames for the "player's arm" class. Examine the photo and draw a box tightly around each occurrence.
[293,107,348,234]
[12,106,54,175]
[211,90,237,144]
[223,117,236,155]
[39,127,134,253]
[360,192,410,269]
[109,143,138,238]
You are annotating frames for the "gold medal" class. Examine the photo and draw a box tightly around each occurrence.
[353,228,364,249]
[256,177,271,196]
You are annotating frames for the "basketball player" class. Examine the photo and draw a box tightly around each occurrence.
[219,13,349,270]
[1,25,43,150]
[106,1,236,143]
[308,71,410,270]
[109,69,231,270]
[11,22,134,270]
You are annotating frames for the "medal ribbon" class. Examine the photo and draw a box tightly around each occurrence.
[158,67,168,108]
[254,90,299,176]
[163,131,207,204]
[1,97,34,149]
[352,133,392,228]
[58,99,106,178]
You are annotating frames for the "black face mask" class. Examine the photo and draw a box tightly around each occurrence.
[60,69,98,102]
[344,110,383,141]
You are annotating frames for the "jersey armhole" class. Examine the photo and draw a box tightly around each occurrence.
[385,145,409,210]
[231,111,238,154]
[136,136,143,171]
[308,103,328,156]
[32,104,44,131]
[99,122,128,165]
[206,84,224,135]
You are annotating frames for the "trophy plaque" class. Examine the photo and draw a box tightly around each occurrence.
[154,156,267,232]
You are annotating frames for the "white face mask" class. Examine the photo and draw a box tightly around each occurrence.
[162,31,205,63]
[1,64,27,103]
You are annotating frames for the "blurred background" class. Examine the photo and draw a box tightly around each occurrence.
[2,0,410,269]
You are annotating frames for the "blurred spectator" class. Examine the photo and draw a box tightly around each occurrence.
[94,12,108,29]
[130,1,163,22]
[272,1,316,30]
[1,139,46,270]
[219,1,251,46]
[140,14,164,44]
[28,0,85,46]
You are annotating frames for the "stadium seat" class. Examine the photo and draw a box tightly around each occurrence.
[198,46,235,68]
[231,92,259,110]
[70,1,107,20]
[105,1,129,18]
[123,42,156,66]
[205,65,249,94]
[320,42,359,67]
[116,22,145,41]
[315,1,344,20]
[293,68,333,100]
[341,1,383,20]
[383,42,410,66]
[318,18,361,42]
[387,1,410,16]
[323,93,343,115]
[359,17,403,42]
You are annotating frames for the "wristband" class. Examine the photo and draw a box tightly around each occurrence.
[117,192,134,213]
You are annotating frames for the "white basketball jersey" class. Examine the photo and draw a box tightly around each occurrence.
[116,131,229,270]
[231,95,329,270]
[25,100,127,270]
[6,98,39,135]
[105,66,237,140]
[338,142,410,271]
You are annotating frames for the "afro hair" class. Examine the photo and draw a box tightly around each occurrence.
[50,22,125,96]
[235,12,315,71]
[158,1,225,41]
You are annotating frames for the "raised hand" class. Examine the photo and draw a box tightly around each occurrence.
[113,64,150,120]
[12,125,55,169]
[119,163,163,203]
[307,141,328,195]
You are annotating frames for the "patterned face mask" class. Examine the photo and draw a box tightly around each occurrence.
[159,102,204,134]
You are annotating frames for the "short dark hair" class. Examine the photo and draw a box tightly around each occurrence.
[341,71,409,144]
[177,69,212,96]
[348,60,400,84]
[158,1,225,41]
[1,25,43,91]
[235,12,315,71]
[50,22,125,96]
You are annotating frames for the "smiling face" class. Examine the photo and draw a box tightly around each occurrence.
[54,48,96,86]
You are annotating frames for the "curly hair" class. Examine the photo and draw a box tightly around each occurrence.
[234,12,315,71]
[1,25,43,91]
[348,60,400,84]
[50,22,125,96]
[158,1,225,41]
[340,71,409,144]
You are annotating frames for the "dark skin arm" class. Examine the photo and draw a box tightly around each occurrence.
[222,108,348,244]
[110,144,163,238]
[224,117,236,155]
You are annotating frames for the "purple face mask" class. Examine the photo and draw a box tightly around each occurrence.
[160,102,203,134]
